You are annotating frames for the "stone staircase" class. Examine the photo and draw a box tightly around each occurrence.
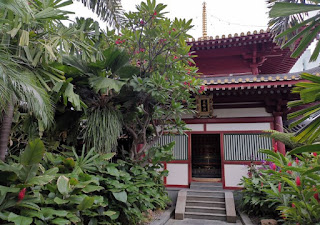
[175,182,237,223]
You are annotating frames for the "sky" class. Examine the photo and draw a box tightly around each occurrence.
[64,0,270,39]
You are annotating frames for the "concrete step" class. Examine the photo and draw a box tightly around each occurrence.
[184,212,227,221]
[187,195,225,202]
[190,182,223,187]
[190,185,224,191]
[185,206,226,214]
[187,190,225,197]
[186,200,225,208]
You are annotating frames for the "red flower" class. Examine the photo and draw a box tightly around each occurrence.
[287,170,292,175]
[270,163,276,170]
[173,56,178,59]
[288,162,292,166]
[274,143,278,153]
[313,152,317,157]
[296,176,301,186]
[172,28,176,31]
[188,61,193,66]
[18,188,26,202]
[295,157,299,165]
[314,193,319,202]
[153,11,157,16]
[140,20,145,25]
[278,182,281,192]
[115,40,120,45]
[188,53,191,56]
[292,203,295,208]
[261,182,263,187]
[184,82,187,85]
[140,48,145,52]
[200,85,205,91]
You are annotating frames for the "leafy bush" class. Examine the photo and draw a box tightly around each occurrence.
[0,139,171,225]
[241,146,320,225]
[239,163,280,218]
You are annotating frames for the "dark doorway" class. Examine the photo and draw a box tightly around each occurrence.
[192,134,221,178]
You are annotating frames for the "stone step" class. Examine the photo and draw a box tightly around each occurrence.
[187,190,225,197]
[185,206,226,214]
[186,200,225,208]
[190,185,224,191]
[190,182,223,187]
[187,195,225,202]
[184,212,227,221]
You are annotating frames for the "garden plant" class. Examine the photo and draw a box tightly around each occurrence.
[0,0,203,224]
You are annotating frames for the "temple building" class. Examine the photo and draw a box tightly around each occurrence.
[158,2,320,189]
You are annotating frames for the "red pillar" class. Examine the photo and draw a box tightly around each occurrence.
[274,113,286,155]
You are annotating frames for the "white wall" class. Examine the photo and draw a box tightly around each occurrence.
[166,163,189,185]
[186,124,204,131]
[214,107,271,118]
[206,122,271,131]
[224,164,248,187]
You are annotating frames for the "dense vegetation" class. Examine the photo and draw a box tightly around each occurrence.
[0,0,202,224]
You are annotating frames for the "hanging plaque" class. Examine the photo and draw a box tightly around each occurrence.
[195,94,213,117]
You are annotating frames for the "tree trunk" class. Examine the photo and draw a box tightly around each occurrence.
[0,102,14,161]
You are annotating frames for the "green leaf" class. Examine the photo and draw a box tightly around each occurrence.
[51,218,70,225]
[57,176,70,196]
[41,208,68,217]
[270,2,320,17]
[20,139,45,166]
[82,185,104,193]
[18,202,40,211]
[8,212,33,225]
[53,197,69,205]
[103,210,116,217]
[289,144,320,155]
[89,77,125,93]
[107,166,120,177]
[112,191,127,203]
[28,175,55,186]
[77,196,94,210]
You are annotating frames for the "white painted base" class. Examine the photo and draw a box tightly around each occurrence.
[166,163,189,185]
[224,164,248,187]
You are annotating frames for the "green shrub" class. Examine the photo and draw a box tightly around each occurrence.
[0,139,171,225]
[242,147,320,225]
[239,163,280,218]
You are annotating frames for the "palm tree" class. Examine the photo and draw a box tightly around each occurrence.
[0,54,53,161]
[269,1,320,144]
[0,0,111,160]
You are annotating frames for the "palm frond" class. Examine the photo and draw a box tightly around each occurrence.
[0,54,54,128]
[77,0,123,27]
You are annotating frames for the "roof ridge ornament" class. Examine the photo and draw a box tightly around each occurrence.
[202,1,207,39]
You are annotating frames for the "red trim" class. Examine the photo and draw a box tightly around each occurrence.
[220,133,225,189]
[204,123,207,131]
[167,160,188,164]
[165,185,189,188]
[223,187,243,190]
[188,132,192,185]
[183,117,274,124]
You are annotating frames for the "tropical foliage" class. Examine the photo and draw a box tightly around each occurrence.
[0,0,200,223]
[0,139,172,225]
[268,0,320,61]
[241,146,320,224]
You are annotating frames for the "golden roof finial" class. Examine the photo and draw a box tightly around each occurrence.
[202,1,207,39]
